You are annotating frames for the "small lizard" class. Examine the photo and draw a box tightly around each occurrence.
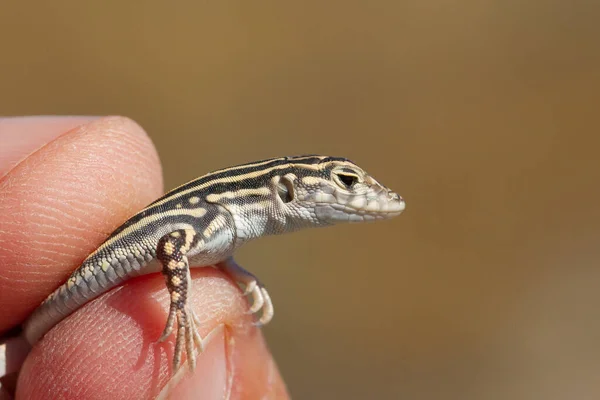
[23,155,405,373]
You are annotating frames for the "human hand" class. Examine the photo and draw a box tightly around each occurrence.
[0,116,289,399]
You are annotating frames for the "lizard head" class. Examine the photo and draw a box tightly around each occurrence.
[274,156,405,226]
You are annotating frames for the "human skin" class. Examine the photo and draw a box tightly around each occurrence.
[0,116,289,399]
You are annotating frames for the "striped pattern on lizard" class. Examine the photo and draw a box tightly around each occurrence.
[23,155,406,373]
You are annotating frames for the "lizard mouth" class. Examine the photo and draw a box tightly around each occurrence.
[316,200,405,223]
[330,202,405,216]
[333,190,405,215]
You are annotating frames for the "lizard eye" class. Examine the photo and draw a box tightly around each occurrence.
[335,173,359,189]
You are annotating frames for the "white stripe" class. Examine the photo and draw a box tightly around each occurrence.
[89,208,207,254]
[205,187,271,203]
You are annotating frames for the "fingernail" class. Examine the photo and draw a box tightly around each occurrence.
[157,325,230,400]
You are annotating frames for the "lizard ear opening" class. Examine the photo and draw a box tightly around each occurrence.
[277,175,294,203]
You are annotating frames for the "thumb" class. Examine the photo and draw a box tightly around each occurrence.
[17,270,290,399]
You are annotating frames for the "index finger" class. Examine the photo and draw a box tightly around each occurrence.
[0,116,163,332]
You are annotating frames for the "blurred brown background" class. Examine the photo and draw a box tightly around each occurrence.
[2,1,600,399]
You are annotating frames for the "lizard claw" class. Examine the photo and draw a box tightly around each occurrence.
[217,258,275,326]
[243,280,257,296]
[246,281,265,313]
[253,288,274,326]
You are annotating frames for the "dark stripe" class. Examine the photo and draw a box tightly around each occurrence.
[107,211,209,241]
[148,155,345,206]
[108,155,351,239]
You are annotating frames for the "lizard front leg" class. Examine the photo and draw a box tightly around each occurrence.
[217,257,274,326]
[156,229,204,373]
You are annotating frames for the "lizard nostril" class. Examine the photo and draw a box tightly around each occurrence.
[388,191,401,201]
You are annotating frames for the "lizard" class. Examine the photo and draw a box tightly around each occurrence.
[22,155,405,373]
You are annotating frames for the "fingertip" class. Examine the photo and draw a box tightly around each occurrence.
[0,115,163,331]
[0,116,101,178]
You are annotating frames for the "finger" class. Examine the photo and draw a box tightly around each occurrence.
[0,116,100,178]
[0,116,163,332]
[17,269,291,400]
